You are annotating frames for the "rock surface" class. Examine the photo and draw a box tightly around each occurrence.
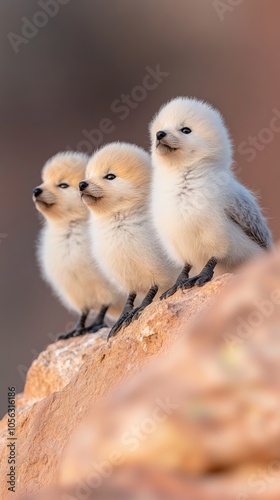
[52,248,280,500]
[24,329,109,400]
[2,249,280,499]
[0,274,228,499]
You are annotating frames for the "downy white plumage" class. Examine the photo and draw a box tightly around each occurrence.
[33,151,124,339]
[150,97,273,298]
[80,142,179,339]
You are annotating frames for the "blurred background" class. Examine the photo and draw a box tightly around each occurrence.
[0,0,279,418]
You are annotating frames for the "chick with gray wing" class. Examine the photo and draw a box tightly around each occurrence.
[150,97,273,299]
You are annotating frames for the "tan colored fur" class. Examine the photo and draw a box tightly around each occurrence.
[34,151,124,319]
[83,142,180,295]
[150,97,272,276]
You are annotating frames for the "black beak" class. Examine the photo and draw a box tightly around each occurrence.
[79,181,89,192]
[33,187,43,198]
[156,130,167,141]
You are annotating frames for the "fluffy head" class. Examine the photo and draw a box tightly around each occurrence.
[81,142,151,216]
[150,97,232,169]
[33,151,89,222]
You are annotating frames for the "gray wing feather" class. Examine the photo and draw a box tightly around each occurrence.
[225,185,272,250]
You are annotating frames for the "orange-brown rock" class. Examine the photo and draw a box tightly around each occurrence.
[2,249,280,499]
[19,249,280,500]
[54,249,280,500]
[24,329,109,400]
[0,274,228,499]
[22,468,280,500]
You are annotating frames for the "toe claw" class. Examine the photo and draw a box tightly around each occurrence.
[107,327,117,341]
[107,312,130,340]
[107,323,121,340]
[195,274,212,287]
[196,278,205,287]
[122,309,137,328]
[58,334,68,341]
[182,279,196,289]
[58,327,87,341]
[107,307,143,340]
[58,332,76,341]
[133,311,141,321]
[160,286,177,300]
[130,306,142,322]
[87,322,107,334]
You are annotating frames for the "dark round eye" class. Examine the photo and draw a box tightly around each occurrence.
[181,127,192,134]
[104,174,116,180]
[58,183,69,189]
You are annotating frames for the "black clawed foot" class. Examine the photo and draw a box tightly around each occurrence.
[84,304,109,334]
[122,305,144,327]
[107,311,131,340]
[108,284,158,340]
[85,321,108,334]
[189,257,217,287]
[58,327,87,340]
[195,273,213,286]
[181,270,215,290]
[181,276,199,289]
[160,284,181,300]
[108,293,137,341]
[107,307,144,341]
[160,268,215,300]
[160,263,192,300]
[161,257,217,297]
[129,306,143,322]
[58,311,89,341]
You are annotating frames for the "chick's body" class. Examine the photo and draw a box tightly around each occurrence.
[33,151,123,338]
[150,97,272,296]
[81,142,179,337]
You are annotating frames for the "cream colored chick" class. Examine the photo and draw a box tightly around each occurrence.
[80,142,179,339]
[150,97,273,298]
[33,151,123,339]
